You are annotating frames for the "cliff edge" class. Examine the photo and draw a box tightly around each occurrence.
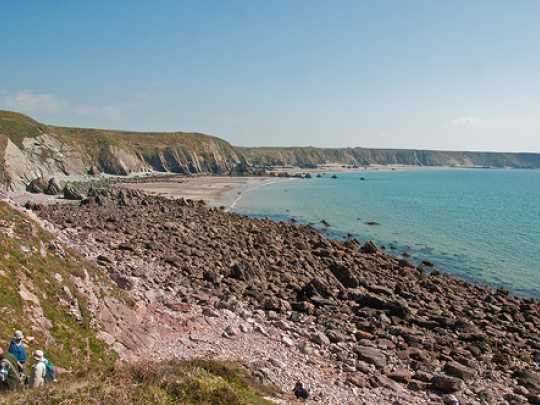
[0,110,245,191]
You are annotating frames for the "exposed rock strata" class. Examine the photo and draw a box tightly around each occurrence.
[0,111,246,191]
[239,146,540,169]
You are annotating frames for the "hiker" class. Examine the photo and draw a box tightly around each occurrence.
[8,330,27,372]
[29,350,46,388]
[293,381,309,401]
[29,350,56,388]
[0,347,23,392]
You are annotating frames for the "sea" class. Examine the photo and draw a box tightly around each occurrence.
[233,168,540,298]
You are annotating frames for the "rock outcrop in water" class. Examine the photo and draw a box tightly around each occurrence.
[36,187,540,404]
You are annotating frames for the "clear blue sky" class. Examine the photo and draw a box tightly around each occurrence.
[1,1,539,152]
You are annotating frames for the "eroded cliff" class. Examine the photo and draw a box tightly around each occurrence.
[238,146,540,169]
[2,110,540,191]
[0,110,244,190]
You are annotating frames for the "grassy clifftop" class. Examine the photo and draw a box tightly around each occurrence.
[0,110,231,151]
[0,111,48,148]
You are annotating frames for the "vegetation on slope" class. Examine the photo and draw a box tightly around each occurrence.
[0,110,47,148]
[0,201,112,372]
[3,360,275,405]
[0,110,232,153]
[49,125,236,156]
[0,202,275,404]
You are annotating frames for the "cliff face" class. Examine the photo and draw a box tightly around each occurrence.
[238,146,540,169]
[0,110,244,190]
[2,109,540,190]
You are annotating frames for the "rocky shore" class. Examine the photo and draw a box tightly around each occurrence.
[33,187,540,405]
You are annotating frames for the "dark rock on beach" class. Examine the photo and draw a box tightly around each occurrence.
[63,184,84,200]
[27,177,49,193]
[45,178,63,195]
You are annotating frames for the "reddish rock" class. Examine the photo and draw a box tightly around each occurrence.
[431,375,464,393]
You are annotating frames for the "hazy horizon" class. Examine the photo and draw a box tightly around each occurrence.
[1,1,539,153]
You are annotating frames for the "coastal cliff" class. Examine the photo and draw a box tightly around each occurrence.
[239,146,540,169]
[2,110,540,192]
[0,110,245,190]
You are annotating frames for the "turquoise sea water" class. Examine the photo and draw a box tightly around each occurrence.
[234,169,540,298]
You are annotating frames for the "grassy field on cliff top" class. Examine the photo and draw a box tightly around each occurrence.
[0,110,234,151]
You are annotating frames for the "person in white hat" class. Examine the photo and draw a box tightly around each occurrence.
[8,330,27,372]
[29,350,46,388]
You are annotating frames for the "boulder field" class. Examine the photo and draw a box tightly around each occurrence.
[35,188,540,405]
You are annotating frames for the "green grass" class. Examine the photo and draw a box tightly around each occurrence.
[0,110,46,148]
[3,360,276,405]
[0,202,114,372]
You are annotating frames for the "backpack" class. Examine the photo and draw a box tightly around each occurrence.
[43,359,56,383]
[0,357,21,387]
[0,360,10,383]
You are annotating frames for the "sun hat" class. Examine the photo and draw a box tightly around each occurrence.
[14,330,24,340]
[33,350,44,361]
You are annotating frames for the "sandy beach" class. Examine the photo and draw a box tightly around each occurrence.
[121,176,292,209]
[5,165,426,208]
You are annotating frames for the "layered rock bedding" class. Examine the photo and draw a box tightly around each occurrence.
[34,188,540,404]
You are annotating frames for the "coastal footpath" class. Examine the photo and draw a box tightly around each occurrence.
[22,186,540,404]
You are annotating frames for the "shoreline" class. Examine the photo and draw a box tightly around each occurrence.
[7,168,538,299]
[120,176,295,209]
[33,188,540,404]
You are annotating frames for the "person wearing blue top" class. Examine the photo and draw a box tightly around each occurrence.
[8,330,27,372]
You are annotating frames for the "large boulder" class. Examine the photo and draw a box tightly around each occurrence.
[354,292,410,319]
[229,261,260,281]
[298,277,333,300]
[360,240,378,254]
[431,375,464,393]
[444,361,476,381]
[63,184,84,200]
[513,369,540,395]
[26,177,49,194]
[45,178,63,195]
[355,345,386,368]
[329,261,360,288]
